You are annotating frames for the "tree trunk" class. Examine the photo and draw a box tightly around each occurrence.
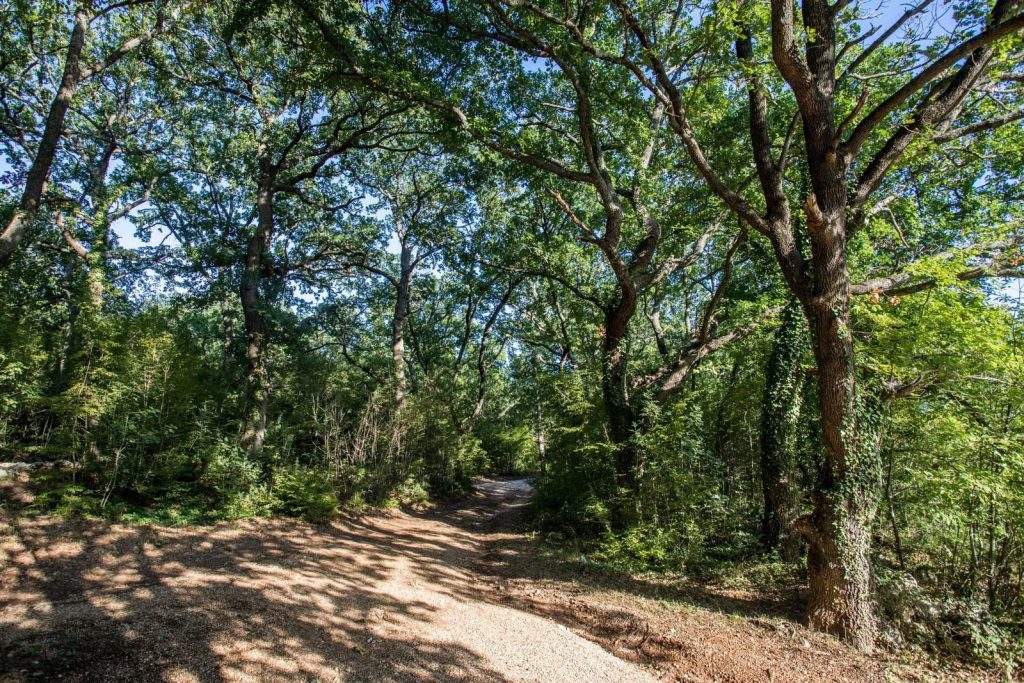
[0,9,88,267]
[800,226,881,650]
[712,359,740,498]
[535,403,546,474]
[219,285,234,373]
[882,446,907,570]
[81,140,119,314]
[601,292,640,528]
[760,298,805,560]
[53,139,117,440]
[239,176,273,459]
[392,238,413,412]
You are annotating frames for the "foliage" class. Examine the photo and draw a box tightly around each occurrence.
[199,441,262,498]
[876,567,1023,668]
[476,421,537,475]
[588,521,706,574]
[271,465,339,523]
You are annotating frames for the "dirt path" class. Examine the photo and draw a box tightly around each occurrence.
[1,478,654,682]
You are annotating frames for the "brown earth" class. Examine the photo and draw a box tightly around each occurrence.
[0,476,990,682]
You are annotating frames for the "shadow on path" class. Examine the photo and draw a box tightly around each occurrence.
[0,477,649,683]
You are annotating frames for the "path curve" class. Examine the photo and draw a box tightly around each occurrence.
[0,477,655,682]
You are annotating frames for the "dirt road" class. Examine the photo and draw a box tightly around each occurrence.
[1,478,654,682]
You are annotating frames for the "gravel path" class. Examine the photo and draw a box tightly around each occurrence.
[0,478,655,682]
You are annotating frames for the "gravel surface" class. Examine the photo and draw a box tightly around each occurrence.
[1,477,654,682]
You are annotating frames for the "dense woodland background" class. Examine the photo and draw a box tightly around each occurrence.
[1,0,1023,669]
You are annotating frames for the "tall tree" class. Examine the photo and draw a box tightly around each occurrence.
[149,7,402,457]
[347,146,467,411]
[0,0,173,267]
[297,0,777,521]
[485,0,1024,647]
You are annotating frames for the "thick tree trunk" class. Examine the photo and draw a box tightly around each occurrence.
[760,298,804,560]
[800,208,881,650]
[239,178,273,459]
[392,239,413,411]
[0,9,88,267]
[601,292,640,528]
[804,479,876,651]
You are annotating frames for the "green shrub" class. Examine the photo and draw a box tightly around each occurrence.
[477,422,537,474]
[28,481,102,518]
[272,465,338,522]
[200,441,261,496]
[382,475,430,508]
[876,567,1023,667]
[223,484,279,519]
[589,521,706,573]
[533,424,616,534]
[426,433,483,498]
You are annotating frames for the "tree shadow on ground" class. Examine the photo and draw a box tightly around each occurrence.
[414,479,882,683]
[421,477,801,623]
[1,475,818,682]
[0,501,515,682]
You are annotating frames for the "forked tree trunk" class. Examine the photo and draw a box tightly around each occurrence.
[0,9,88,267]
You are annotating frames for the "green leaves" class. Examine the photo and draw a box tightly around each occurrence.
[222,0,276,44]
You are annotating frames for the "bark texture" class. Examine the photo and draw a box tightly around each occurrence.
[0,9,88,267]
[799,198,881,652]
[391,237,414,412]
[239,171,274,459]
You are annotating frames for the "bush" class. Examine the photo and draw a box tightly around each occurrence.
[271,465,338,523]
[532,419,617,534]
[876,567,1022,667]
[333,390,416,505]
[382,475,430,508]
[588,521,706,573]
[200,441,261,497]
[28,480,102,518]
[477,422,537,475]
[222,484,278,520]
[425,433,483,498]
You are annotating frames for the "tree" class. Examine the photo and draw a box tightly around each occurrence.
[0,0,1022,665]
[503,0,1024,647]
[298,0,778,522]
[0,0,175,267]
[147,7,402,457]
[346,146,468,411]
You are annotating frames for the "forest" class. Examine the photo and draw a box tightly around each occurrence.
[1,0,1023,678]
